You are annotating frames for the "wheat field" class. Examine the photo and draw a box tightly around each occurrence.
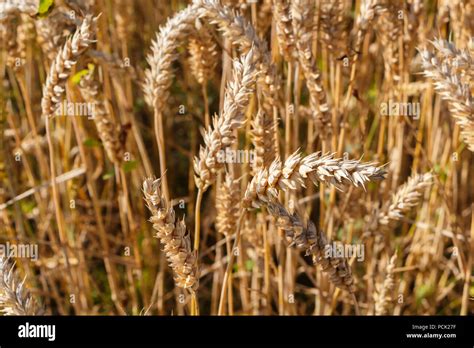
[0,0,473,316]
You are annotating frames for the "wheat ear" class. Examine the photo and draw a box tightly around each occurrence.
[188,26,218,86]
[244,150,386,208]
[195,0,277,122]
[143,4,198,110]
[273,0,295,62]
[0,0,38,16]
[0,256,39,315]
[267,201,356,293]
[291,0,332,136]
[375,254,397,315]
[41,15,98,117]
[78,71,124,164]
[251,108,277,173]
[216,173,240,236]
[194,48,258,191]
[377,172,433,228]
[319,0,349,57]
[421,40,474,151]
[143,178,199,290]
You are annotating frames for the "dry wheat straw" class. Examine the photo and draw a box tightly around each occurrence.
[41,15,98,117]
[143,178,199,290]
[0,256,39,315]
[244,150,386,208]
[194,48,257,190]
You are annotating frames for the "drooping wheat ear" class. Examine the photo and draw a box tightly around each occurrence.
[251,108,277,173]
[291,0,332,137]
[188,25,218,85]
[267,202,356,293]
[377,172,433,228]
[41,15,98,117]
[194,0,277,122]
[273,0,296,62]
[216,173,240,236]
[319,0,350,58]
[0,256,39,315]
[244,150,386,208]
[143,4,198,110]
[78,71,124,165]
[143,178,199,290]
[375,254,397,315]
[421,41,474,151]
[0,0,38,16]
[194,48,258,191]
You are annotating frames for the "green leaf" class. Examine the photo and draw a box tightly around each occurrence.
[122,160,138,173]
[38,0,54,15]
[83,138,101,148]
[70,64,94,85]
[102,170,115,180]
[416,283,434,306]
[245,260,254,272]
[20,201,36,214]
[133,98,145,113]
